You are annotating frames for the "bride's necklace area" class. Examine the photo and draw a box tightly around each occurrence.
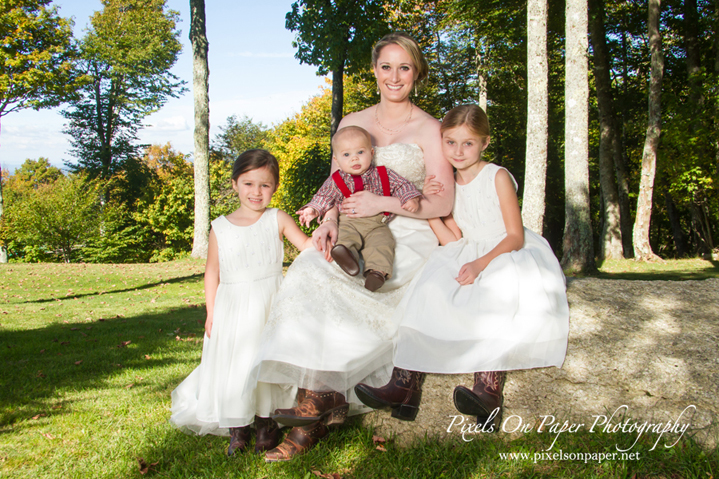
[374,103,413,136]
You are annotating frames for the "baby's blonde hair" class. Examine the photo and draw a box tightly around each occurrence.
[332,125,373,152]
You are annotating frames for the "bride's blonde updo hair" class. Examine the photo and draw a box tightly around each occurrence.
[371,32,429,85]
[440,104,491,140]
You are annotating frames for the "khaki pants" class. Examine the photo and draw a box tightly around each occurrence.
[338,213,395,278]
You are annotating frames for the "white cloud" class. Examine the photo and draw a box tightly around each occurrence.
[0,116,72,169]
[144,115,190,132]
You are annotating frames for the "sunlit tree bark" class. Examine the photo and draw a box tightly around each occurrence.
[522,0,549,234]
[632,0,663,261]
[190,0,210,259]
[561,0,594,272]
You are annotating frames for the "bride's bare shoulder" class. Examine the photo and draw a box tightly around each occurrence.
[408,108,440,146]
[414,107,441,131]
[338,107,374,130]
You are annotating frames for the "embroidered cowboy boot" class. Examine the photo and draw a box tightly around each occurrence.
[254,416,281,454]
[264,421,329,463]
[354,367,425,421]
[227,426,251,456]
[271,390,349,427]
[453,371,507,428]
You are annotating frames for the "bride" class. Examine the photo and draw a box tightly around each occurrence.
[253,32,454,462]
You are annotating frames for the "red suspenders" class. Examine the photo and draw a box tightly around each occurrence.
[331,167,391,216]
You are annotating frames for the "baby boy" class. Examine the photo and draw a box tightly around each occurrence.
[298,125,422,291]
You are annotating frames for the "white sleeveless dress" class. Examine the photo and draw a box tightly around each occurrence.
[393,163,569,373]
[252,144,438,408]
[170,209,296,435]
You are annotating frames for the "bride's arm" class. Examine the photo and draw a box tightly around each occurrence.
[341,120,454,219]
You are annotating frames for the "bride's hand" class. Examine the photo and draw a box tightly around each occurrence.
[312,221,337,262]
[340,191,383,218]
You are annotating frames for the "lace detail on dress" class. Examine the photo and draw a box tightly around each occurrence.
[263,250,406,341]
[374,143,426,191]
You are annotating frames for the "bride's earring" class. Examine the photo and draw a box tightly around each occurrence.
[414,85,417,97]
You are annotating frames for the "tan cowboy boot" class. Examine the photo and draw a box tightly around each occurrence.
[271,389,348,427]
[453,371,507,428]
[354,367,425,421]
[264,421,328,463]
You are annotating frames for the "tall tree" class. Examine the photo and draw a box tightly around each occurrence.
[1,0,80,263]
[589,0,623,260]
[605,6,637,258]
[715,0,719,177]
[522,0,549,234]
[62,0,184,181]
[562,0,594,272]
[0,0,79,120]
[286,0,390,138]
[632,0,663,260]
[189,0,210,259]
[681,0,713,255]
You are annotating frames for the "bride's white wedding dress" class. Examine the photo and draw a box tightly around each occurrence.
[252,144,438,408]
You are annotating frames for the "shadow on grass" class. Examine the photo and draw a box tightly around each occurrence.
[23,272,204,305]
[132,419,522,479]
[131,417,719,478]
[0,304,205,430]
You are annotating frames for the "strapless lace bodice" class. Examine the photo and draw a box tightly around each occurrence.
[374,143,426,191]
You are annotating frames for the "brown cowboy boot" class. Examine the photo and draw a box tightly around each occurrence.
[254,416,281,454]
[453,371,507,428]
[271,390,348,427]
[354,367,425,421]
[264,421,328,463]
[227,426,251,456]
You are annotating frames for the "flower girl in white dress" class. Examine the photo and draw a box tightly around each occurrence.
[170,150,312,455]
[355,105,569,427]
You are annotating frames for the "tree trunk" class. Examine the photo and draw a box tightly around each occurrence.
[715,0,719,176]
[589,0,623,260]
[616,28,634,257]
[0,165,7,263]
[330,66,344,139]
[664,191,688,257]
[190,0,210,259]
[632,0,663,261]
[612,117,633,257]
[561,0,595,273]
[476,41,487,112]
[690,204,714,255]
[522,0,549,234]
[715,0,719,177]
[684,0,701,105]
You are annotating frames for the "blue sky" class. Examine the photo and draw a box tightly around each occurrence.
[0,0,327,173]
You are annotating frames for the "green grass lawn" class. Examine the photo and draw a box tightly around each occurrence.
[594,258,719,280]
[1,259,717,478]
